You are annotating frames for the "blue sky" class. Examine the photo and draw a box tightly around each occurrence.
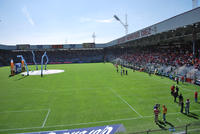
[0,0,198,45]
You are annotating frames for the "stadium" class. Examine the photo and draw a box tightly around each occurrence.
[0,2,200,134]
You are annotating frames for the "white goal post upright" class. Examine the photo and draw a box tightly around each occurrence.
[32,51,38,70]
[41,52,49,77]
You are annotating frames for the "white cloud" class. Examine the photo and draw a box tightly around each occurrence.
[80,17,114,23]
[22,6,35,26]
[95,18,114,23]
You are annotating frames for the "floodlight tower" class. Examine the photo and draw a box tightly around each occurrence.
[192,0,198,8]
[92,32,96,43]
[114,14,129,65]
[113,14,128,35]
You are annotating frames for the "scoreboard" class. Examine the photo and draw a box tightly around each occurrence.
[52,45,63,49]
[16,44,30,50]
[82,43,95,48]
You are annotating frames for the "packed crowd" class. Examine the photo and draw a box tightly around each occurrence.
[110,45,200,70]
[1,44,200,70]
[0,49,104,66]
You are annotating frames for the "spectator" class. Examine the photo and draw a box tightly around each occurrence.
[179,93,183,106]
[185,99,190,115]
[171,85,175,96]
[154,106,160,123]
[162,105,167,123]
[174,91,178,102]
[180,101,184,113]
[195,91,198,103]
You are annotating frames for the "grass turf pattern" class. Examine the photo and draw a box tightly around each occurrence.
[0,63,199,133]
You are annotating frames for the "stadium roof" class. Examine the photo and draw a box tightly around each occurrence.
[107,7,200,47]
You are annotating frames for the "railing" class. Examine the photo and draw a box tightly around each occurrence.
[130,122,200,134]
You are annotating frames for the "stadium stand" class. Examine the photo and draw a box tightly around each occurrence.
[0,49,104,66]
[0,7,200,84]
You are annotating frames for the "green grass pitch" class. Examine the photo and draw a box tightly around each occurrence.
[0,63,199,134]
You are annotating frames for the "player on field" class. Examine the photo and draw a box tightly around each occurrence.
[126,70,128,75]
[176,86,179,95]
[21,59,25,72]
[173,90,178,102]
[185,99,190,115]
[162,105,167,123]
[180,101,184,113]
[115,64,119,73]
[154,104,160,123]
[10,59,15,76]
[179,93,183,106]
[171,85,175,95]
[195,91,198,103]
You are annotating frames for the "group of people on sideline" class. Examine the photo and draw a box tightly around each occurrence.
[170,85,198,114]
[154,104,167,123]
[115,64,128,76]
[154,85,198,124]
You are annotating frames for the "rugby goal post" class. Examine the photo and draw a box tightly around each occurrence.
[41,52,49,77]
[32,51,38,70]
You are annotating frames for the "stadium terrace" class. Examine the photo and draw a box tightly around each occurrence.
[0,6,200,134]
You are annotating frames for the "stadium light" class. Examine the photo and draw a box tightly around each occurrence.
[113,14,128,35]
[192,0,198,9]
[114,14,129,65]
[92,32,96,43]
[113,15,120,21]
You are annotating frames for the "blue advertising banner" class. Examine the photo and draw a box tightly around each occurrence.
[21,124,125,134]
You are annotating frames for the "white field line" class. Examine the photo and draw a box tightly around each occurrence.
[0,109,200,132]
[0,109,48,114]
[45,116,143,128]
[25,87,110,93]
[110,88,143,118]
[42,109,51,128]
[0,126,42,132]
[187,128,200,133]
[176,118,181,122]
[173,128,200,134]
[24,128,200,134]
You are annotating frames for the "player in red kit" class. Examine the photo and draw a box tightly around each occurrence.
[195,91,198,103]
[171,85,175,96]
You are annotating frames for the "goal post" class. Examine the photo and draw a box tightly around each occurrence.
[41,52,49,77]
[32,51,38,70]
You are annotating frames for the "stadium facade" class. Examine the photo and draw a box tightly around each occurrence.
[0,7,200,83]
[0,7,199,50]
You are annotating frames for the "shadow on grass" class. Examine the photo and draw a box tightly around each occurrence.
[155,120,175,131]
[16,75,28,81]
[183,112,199,119]
[155,120,167,130]
[188,112,199,119]
[8,75,14,78]
[165,121,174,127]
